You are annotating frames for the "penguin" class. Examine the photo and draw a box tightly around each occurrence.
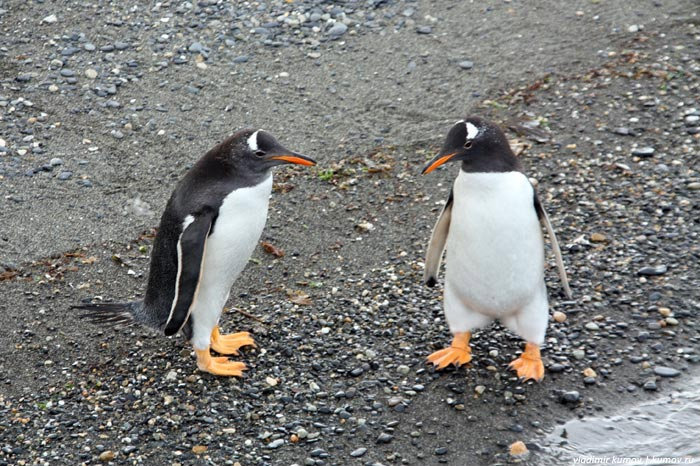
[74,129,316,376]
[421,116,571,381]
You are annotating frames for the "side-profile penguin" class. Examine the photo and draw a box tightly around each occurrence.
[421,117,571,381]
[74,130,316,376]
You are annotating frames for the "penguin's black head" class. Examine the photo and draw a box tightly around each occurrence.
[227,129,316,173]
[421,117,520,174]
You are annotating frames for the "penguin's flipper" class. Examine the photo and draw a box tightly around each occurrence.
[424,189,454,287]
[163,209,216,336]
[533,195,572,299]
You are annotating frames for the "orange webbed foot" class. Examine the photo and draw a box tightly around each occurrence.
[210,326,256,355]
[427,332,472,370]
[508,342,544,382]
[195,348,247,377]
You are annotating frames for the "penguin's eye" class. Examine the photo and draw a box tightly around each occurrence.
[255,150,266,157]
[464,141,473,149]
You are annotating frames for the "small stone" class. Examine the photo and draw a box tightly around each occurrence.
[560,391,580,403]
[49,157,63,166]
[585,322,599,331]
[474,385,486,395]
[643,379,657,391]
[590,233,607,243]
[85,69,98,79]
[350,448,367,457]
[665,317,678,326]
[653,366,680,377]
[192,445,207,454]
[553,311,567,323]
[49,84,59,92]
[165,370,177,381]
[57,171,72,180]
[458,60,474,70]
[416,25,432,34]
[687,182,700,190]
[265,376,278,387]
[267,439,284,449]
[685,115,699,125]
[572,349,585,360]
[582,368,596,378]
[509,441,528,456]
[99,451,115,462]
[232,55,249,64]
[387,397,402,407]
[435,447,448,456]
[376,433,393,444]
[189,42,205,53]
[43,14,58,23]
[296,428,308,439]
[397,365,410,375]
[327,22,348,37]
[658,307,671,317]
[613,127,632,135]
[631,147,655,157]
[637,265,667,276]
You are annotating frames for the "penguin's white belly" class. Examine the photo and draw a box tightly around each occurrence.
[189,175,272,340]
[445,171,545,318]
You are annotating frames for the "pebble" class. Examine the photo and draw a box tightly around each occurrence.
[637,265,667,276]
[509,441,529,456]
[643,379,657,391]
[57,171,72,180]
[376,433,393,444]
[590,233,607,243]
[397,364,410,375]
[458,60,474,70]
[49,157,63,166]
[267,439,284,449]
[474,385,486,395]
[416,25,432,34]
[42,14,58,23]
[85,69,98,79]
[350,448,367,457]
[327,22,348,37]
[560,391,580,403]
[631,147,655,157]
[435,447,448,455]
[553,311,567,323]
[572,349,585,360]
[585,322,599,331]
[653,366,680,377]
[99,451,115,461]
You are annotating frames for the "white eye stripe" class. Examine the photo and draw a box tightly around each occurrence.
[465,122,479,140]
[247,130,260,151]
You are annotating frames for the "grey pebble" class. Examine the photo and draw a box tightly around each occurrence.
[57,171,72,180]
[637,265,667,276]
[49,158,63,166]
[560,391,580,403]
[350,447,367,457]
[232,55,249,64]
[416,25,432,34]
[631,147,655,157]
[267,439,284,449]
[653,366,680,377]
[435,447,448,455]
[643,379,657,391]
[458,60,474,70]
[327,22,348,37]
[376,432,393,444]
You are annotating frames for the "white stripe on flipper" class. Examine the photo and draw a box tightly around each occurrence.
[247,130,260,151]
[164,215,195,328]
[465,122,479,140]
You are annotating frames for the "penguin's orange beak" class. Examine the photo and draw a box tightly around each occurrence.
[422,152,457,174]
[268,153,317,166]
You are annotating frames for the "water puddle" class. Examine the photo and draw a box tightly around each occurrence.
[537,376,700,465]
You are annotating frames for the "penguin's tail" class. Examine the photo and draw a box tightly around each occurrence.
[72,301,144,328]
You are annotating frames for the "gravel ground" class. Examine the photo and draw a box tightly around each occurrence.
[1,1,699,465]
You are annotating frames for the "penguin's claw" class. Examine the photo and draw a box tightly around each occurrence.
[427,331,472,370]
[427,346,472,369]
[195,349,247,377]
[508,343,544,382]
[210,327,256,355]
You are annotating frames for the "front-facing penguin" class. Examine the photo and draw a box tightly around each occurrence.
[74,129,316,376]
[421,117,571,381]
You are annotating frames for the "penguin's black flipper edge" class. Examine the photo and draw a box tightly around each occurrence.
[424,189,453,287]
[163,209,215,336]
[533,194,572,299]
